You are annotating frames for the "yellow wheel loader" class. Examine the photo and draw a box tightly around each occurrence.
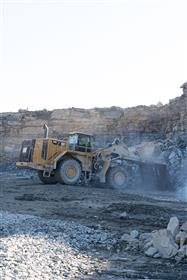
[16,125,169,189]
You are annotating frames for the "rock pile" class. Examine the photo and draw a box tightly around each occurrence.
[144,217,187,261]
[121,217,187,261]
[0,212,114,279]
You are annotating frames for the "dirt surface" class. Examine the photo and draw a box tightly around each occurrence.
[1,172,187,279]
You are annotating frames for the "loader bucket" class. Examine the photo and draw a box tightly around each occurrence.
[138,162,171,190]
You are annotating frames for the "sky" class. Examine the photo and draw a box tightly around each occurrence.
[0,0,186,112]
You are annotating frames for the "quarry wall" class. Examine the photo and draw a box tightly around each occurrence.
[0,85,187,162]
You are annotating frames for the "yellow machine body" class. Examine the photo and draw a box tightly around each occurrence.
[16,127,168,188]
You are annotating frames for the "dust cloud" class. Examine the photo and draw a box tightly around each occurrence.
[175,158,187,202]
[115,142,187,202]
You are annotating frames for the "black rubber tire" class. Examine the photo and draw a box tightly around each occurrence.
[56,159,81,185]
[38,171,57,184]
[107,166,129,190]
[55,169,64,184]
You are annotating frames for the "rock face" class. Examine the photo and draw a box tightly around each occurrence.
[0,84,187,162]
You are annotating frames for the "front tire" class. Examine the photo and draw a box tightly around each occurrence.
[38,171,57,184]
[107,166,129,190]
[56,159,81,185]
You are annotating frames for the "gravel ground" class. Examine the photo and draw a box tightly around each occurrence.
[1,173,187,279]
[0,212,112,280]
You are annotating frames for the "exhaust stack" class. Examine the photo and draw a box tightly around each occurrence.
[43,124,49,139]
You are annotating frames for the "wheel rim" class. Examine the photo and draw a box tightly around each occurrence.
[58,159,81,185]
[66,166,77,178]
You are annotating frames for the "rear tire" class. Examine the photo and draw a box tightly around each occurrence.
[38,171,57,184]
[56,159,81,185]
[107,166,129,190]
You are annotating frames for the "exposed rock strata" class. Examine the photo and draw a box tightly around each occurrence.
[0,85,187,162]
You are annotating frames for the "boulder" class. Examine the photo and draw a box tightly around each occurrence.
[143,240,153,251]
[175,231,187,247]
[130,230,139,239]
[119,212,128,219]
[167,216,179,237]
[180,221,187,233]
[121,233,131,242]
[175,245,187,262]
[145,246,158,257]
[152,229,178,258]
[139,232,152,243]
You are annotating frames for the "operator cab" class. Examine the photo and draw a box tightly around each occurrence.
[68,132,92,152]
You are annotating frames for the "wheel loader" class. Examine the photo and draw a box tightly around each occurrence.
[16,124,169,189]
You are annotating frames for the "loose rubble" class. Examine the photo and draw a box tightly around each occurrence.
[0,212,113,280]
[1,172,187,279]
